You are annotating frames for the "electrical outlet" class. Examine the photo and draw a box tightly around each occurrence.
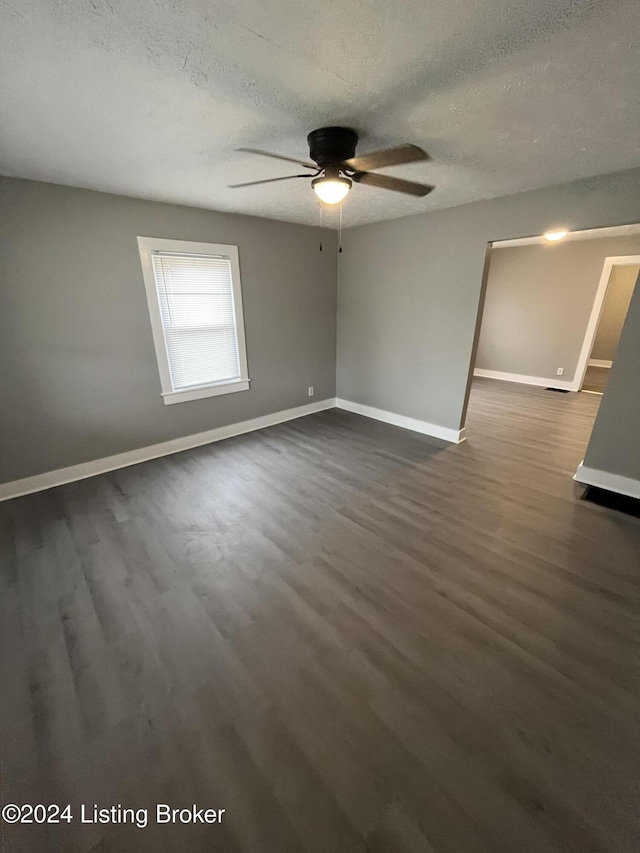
[308,386,314,397]
[557,367,564,376]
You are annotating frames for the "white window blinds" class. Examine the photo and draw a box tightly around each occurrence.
[150,252,242,391]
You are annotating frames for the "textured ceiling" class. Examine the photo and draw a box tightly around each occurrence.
[1,0,639,227]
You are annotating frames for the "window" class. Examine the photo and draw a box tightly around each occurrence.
[137,237,249,405]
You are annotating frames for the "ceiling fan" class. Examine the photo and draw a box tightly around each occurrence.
[229,127,434,204]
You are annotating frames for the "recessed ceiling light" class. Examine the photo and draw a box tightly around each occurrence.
[543,230,569,242]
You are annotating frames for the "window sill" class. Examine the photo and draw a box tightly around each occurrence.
[162,379,250,405]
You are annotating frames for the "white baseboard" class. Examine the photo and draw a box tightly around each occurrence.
[588,359,612,368]
[473,368,576,391]
[0,398,337,502]
[335,398,466,444]
[574,462,640,500]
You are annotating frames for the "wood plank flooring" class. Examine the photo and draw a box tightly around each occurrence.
[582,365,610,394]
[1,379,639,853]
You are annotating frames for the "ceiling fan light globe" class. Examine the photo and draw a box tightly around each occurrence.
[312,176,351,205]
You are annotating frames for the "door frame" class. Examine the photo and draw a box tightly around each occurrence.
[572,255,640,392]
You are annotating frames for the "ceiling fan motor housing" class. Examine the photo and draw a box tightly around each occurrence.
[307,127,358,168]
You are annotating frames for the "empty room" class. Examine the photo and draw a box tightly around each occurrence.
[1,1,640,851]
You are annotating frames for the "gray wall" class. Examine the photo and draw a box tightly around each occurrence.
[0,177,337,483]
[475,236,640,381]
[591,263,639,362]
[337,167,640,432]
[583,269,640,480]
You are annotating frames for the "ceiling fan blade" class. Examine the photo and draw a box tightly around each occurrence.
[236,148,316,170]
[228,174,311,188]
[351,171,434,197]
[343,144,429,172]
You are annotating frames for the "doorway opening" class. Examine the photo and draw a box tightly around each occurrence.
[578,256,640,396]
[461,224,640,462]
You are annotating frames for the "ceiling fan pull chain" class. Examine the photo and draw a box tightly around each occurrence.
[339,202,343,254]
[319,203,323,251]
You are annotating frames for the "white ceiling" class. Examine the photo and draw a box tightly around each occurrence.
[1,0,639,228]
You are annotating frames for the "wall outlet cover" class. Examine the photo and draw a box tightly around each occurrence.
[308,386,314,396]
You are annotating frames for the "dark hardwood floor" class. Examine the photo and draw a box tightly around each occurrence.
[1,379,639,853]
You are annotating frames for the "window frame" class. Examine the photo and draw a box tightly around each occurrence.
[137,236,250,405]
